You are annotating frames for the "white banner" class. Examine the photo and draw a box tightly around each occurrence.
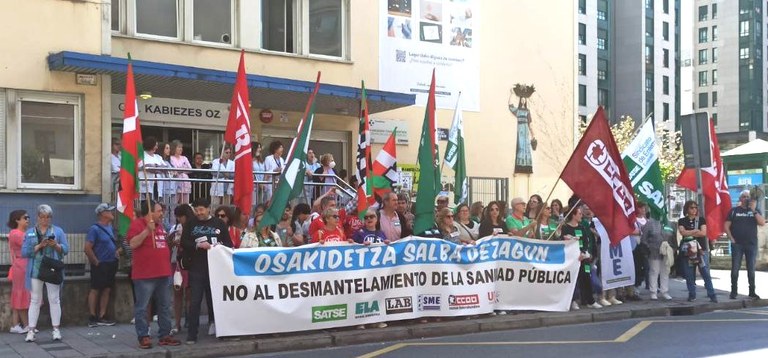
[208,236,580,337]
[379,0,480,111]
[594,219,635,290]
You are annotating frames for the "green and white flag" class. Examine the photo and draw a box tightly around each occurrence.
[621,120,666,220]
[444,93,467,205]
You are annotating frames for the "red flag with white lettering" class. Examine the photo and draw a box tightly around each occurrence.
[560,107,637,245]
[224,50,253,215]
[676,118,731,242]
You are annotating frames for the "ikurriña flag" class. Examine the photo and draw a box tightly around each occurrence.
[117,59,144,236]
[371,128,398,198]
[560,107,637,245]
[224,50,254,216]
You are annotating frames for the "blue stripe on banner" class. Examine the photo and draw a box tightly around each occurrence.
[232,237,566,276]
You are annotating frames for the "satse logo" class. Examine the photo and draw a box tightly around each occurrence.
[417,294,442,311]
[311,304,347,323]
[584,140,635,217]
[355,301,381,319]
[448,294,480,310]
[385,296,413,315]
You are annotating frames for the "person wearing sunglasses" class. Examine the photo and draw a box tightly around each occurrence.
[479,201,507,238]
[312,208,352,244]
[677,200,717,303]
[353,209,387,245]
[725,190,765,300]
[436,207,462,244]
[6,210,31,334]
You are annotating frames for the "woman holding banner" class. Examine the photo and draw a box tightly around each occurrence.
[455,204,479,242]
[478,201,507,238]
[561,206,601,310]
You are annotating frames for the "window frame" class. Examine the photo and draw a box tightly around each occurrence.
[698,27,708,43]
[131,0,183,41]
[698,71,708,87]
[302,0,349,59]
[14,91,83,190]
[698,49,708,64]
[186,0,237,46]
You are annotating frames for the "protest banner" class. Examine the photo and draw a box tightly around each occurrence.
[593,219,636,290]
[208,236,580,337]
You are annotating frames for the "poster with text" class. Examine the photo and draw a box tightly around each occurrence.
[380,0,480,111]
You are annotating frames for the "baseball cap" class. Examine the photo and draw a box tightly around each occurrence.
[95,203,116,215]
[511,197,526,206]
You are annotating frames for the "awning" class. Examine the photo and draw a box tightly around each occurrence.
[48,51,415,116]
[722,139,768,157]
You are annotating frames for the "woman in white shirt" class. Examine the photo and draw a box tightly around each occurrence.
[138,137,165,199]
[251,142,267,206]
[263,141,286,203]
[210,146,234,206]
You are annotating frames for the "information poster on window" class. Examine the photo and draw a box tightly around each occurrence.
[380,0,480,111]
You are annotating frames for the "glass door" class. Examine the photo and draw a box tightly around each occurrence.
[196,130,224,163]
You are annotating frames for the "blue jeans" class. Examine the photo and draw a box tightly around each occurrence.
[133,277,173,340]
[682,252,716,299]
[731,242,757,294]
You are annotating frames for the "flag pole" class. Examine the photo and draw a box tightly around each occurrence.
[533,176,562,229]
[546,198,582,241]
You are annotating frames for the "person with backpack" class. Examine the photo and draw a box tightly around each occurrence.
[84,203,120,327]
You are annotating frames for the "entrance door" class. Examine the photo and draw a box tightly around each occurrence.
[112,124,223,163]
[261,129,350,178]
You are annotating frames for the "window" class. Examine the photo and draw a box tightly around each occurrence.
[309,0,344,57]
[712,25,718,41]
[598,59,608,80]
[699,93,708,108]
[740,21,750,37]
[663,49,669,67]
[663,0,669,14]
[579,115,587,124]
[740,47,750,59]
[598,89,608,106]
[262,0,294,53]
[698,49,708,64]
[663,102,669,120]
[699,71,708,86]
[598,29,607,50]
[662,21,669,41]
[579,54,587,76]
[597,10,606,20]
[646,17,654,37]
[698,5,708,21]
[712,69,718,85]
[578,23,586,45]
[579,85,587,106]
[713,91,718,107]
[135,0,178,38]
[646,76,653,92]
[645,45,654,64]
[699,28,708,43]
[646,100,654,115]
[111,0,120,32]
[192,0,232,44]
[663,75,669,95]
[712,47,719,63]
[579,0,586,14]
[17,93,81,189]
[712,3,717,19]
[646,0,653,9]
[712,113,717,125]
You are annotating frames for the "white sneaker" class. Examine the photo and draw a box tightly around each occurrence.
[356,325,366,330]
[9,324,25,334]
[25,331,35,342]
[650,293,658,300]
[130,317,135,325]
[608,297,623,305]
[571,301,580,310]
[374,322,388,328]
[153,315,158,322]
[587,302,603,309]
[52,328,62,341]
[598,298,611,306]
[662,293,672,300]
[208,323,216,336]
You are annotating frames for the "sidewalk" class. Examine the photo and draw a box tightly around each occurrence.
[1,269,766,358]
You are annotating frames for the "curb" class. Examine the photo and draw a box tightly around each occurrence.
[100,299,768,358]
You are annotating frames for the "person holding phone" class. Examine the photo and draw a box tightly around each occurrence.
[22,204,69,342]
[725,190,766,300]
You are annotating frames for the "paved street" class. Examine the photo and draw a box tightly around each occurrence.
[0,270,766,357]
[254,307,768,358]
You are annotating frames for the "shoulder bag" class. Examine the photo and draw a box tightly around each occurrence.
[36,229,64,284]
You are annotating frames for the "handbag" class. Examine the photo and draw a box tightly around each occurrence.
[173,264,183,289]
[35,229,64,284]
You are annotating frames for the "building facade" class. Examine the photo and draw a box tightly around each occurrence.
[578,0,679,129]
[692,0,768,146]
[0,0,576,243]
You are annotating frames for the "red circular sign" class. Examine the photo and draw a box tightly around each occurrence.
[259,109,273,124]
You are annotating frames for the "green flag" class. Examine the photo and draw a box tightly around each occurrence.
[444,93,466,205]
[413,70,441,235]
[261,73,321,228]
[621,119,667,220]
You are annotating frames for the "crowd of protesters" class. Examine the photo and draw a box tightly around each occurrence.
[7,139,764,348]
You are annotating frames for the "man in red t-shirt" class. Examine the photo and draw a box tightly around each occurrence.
[127,201,180,349]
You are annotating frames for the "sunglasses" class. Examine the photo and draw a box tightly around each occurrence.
[331,215,340,219]
[364,215,377,220]
[217,214,227,218]
[22,215,30,220]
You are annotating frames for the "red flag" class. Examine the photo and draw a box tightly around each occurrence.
[676,119,731,242]
[116,60,143,236]
[224,50,253,215]
[560,107,637,245]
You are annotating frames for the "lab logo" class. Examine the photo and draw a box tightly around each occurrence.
[385,296,413,315]
[448,294,480,310]
[354,301,381,319]
[417,294,442,311]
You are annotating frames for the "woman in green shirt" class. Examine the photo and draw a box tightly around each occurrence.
[560,206,601,310]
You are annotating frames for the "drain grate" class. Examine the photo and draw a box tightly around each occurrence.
[669,306,695,316]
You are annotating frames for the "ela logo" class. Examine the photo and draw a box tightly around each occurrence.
[417,294,441,311]
[448,294,480,310]
[311,304,347,323]
[355,301,381,318]
[385,296,413,315]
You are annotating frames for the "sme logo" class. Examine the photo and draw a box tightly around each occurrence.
[417,294,442,311]
[385,296,413,315]
[311,304,347,323]
[448,294,480,310]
